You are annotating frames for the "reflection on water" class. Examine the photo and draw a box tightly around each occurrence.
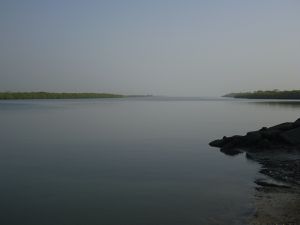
[246,100,300,109]
[0,97,300,225]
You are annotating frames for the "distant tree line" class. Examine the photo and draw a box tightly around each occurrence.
[223,90,300,99]
[0,92,124,100]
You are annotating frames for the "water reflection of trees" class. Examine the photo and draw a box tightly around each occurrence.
[247,101,300,109]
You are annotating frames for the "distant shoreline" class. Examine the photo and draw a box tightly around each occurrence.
[0,92,125,100]
[223,90,300,99]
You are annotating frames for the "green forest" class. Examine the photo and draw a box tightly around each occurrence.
[224,90,300,99]
[0,92,124,100]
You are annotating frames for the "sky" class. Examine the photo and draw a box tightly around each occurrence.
[0,0,300,96]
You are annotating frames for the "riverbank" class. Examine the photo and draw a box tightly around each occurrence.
[247,151,300,224]
[209,118,300,155]
[251,184,300,225]
[209,119,300,224]
[224,90,300,99]
[0,92,124,100]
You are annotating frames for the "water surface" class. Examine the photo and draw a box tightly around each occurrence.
[1,97,299,225]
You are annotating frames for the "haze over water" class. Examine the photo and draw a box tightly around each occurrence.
[1,97,299,225]
[1,1,300,96]
[1,0,300,224]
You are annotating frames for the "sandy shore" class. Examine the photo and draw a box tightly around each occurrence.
[247,151,300,225]
[250,185,300,225]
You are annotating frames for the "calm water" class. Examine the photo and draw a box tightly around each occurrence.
[0,97,299,225]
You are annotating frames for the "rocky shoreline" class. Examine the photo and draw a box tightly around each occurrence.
[209,119,300,224]
[209,118,300,185]
[209,118,300,155]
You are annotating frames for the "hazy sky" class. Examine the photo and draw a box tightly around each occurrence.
[1,0,300,96]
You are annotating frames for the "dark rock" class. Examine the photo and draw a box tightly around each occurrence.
[294,118,300,127]
[248,156,300,185]
[209,135,244,147]
[260,129,280,140]
[256,138,273,149]
[260,127,268,131]
[209,139,225,147]
[280,127,300,145]
[245,131,262,145]
[269,122,293,131]
[222,140,238,149]
[209,118,300,153]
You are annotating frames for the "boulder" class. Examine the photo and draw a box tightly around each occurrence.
[209,118,300,153]
[245,131,262,145]
[260,129,281,140]
[279,127,300,145]
[209,139,225,148]
[269,122,293,131]
[256,138,273,149]
[209,135,244,148]
[293,118,300,128]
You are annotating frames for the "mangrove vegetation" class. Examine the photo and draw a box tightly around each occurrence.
[0,92,124,100]
[224,90,300,99]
